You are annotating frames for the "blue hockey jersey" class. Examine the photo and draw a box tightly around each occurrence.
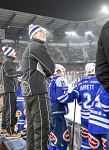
[76,76,100,126]
[99,86,109,113]
[88,85,109,134]
[50,76,75,115]
[49,76,76,148]
[16,86,26,131]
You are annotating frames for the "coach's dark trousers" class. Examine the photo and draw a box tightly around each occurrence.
[25,94,51,150]
[2,93,17,134]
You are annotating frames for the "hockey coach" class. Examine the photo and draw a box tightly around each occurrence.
[21,24,55,150]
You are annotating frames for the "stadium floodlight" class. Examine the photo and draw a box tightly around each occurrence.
[101,6,109,14]
[85,31,92,35]
[65,31,76,36]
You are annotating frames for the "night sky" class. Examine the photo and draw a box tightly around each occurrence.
[0,0,109,21]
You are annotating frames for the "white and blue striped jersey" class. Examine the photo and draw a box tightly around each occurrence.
[88,85,109,134]
[76,76,100,126]
[17,86,25,102]
[99,85,109,113]
[50,76,75,104]
[50,76,75,114]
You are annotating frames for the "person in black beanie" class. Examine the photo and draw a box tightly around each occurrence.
[1,46,23,137]
[21,24,55,150]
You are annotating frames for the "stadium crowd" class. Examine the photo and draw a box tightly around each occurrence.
[0,42,97,64]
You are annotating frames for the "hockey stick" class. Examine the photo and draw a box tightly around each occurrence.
[70,97,77,149]
[70,75,79,150]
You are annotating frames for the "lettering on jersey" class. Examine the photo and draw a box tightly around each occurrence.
[24,109,26,115]
[95,102,101,108]
[88,133,100,149]
[61,80,65,86]
[80,85,94,91]
[90,109,102,116]
[16,110,22,117]
[95,95,100,101]
[49,132,57,144]
[56,77,67,87]
[83,81,88,83]
[90,81,99,83]
[81,126,88,138]
[63,129,70,142]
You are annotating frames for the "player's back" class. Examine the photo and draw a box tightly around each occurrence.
[78,76,100,125]
[88,85,109,134]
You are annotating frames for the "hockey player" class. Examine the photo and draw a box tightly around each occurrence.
[48,64,77,150]
[16,67,26,132]
[74,63,101,150]
[88,85,109,150]
[16,80,26,131]
[97,85,109,149]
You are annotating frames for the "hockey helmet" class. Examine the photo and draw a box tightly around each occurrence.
[54,64,65,75]
[85,63,95,75]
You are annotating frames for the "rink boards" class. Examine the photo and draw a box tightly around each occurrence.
[0,136,26,150]
[0,121,81,150]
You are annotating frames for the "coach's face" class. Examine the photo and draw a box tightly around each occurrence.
[10,50,16,58]
[33,29,46,42]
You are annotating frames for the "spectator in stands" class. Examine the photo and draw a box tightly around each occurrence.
[74,63,101,150]
[21,24,55,150]
[96,21,109,93]
[1,46,23,137]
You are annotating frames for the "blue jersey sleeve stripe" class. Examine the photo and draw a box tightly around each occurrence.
[89,114,109,123]
[100,103,109,108]
[89,120,109,129]
[58,95,68,103]
[57,93,68,101]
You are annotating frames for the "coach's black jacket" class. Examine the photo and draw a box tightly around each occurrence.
[21,39,55,96]
[96,21,109,92]
[2,56,23,93]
